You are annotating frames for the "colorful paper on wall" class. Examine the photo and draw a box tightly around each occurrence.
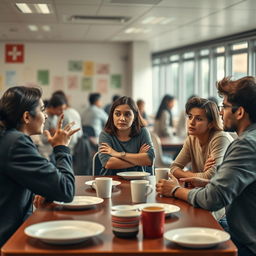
[0,75,3,91]
[96,64,110,75]
[6,70,16,87]
[81,77,93,91]
[67,75,78,90]
[111,74,122,89]
[68,61,82,72]
[84,61,94,76]
[37,70,49,85]
[96,79,108,93]
[53,76,64,91]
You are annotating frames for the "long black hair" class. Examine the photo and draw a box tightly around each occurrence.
[155,94,174,125]
[0,86,42,131]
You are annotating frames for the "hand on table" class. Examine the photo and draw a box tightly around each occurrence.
[33,195,47,209]
[179,177,209,188]
[156,174,180,197]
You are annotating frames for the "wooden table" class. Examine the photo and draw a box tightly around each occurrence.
[1,176,237,256]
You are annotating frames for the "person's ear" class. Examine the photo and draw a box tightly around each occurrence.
[22,111,31,125]
[235,106,245,120]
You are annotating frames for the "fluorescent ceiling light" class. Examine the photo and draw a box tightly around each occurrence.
[142,16,174,25]
[35,4,51,14]
[125,27,150,34]
[28,25,38,31]
[16,3,32,13]
[42,25,51,31]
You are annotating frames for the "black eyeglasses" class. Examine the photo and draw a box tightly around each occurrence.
[218,105,239,112]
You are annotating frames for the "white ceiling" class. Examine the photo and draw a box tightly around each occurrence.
[1,0,256,53]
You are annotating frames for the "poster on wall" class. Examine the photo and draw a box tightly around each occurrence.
[67,75,78,90]
[37,70,49,85]
[84,61,94,76]
[81,77,92,91]
[96,78,108,93]
[111,74,122,89]
[22,67,34,83]
[6,70,16,87]
[5,44,24,63]
[0,75,3,91]
[68,61,82,72]
[96,64,110,75]
[53,76,64,91]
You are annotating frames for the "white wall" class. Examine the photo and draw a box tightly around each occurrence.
[0,41,129,112]
[129,42,153,114]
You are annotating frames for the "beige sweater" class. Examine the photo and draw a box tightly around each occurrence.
[170,130,233,179]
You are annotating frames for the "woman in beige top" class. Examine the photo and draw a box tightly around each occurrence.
[170,97,233,179]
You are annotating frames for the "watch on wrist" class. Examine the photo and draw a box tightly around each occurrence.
[120,151,126,157]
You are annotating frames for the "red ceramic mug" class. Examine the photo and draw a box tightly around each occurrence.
[142,206,165,238]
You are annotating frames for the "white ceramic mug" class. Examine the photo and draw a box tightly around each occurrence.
[130,180,153,203]
[155,168,169,183]
[92,177,112,198]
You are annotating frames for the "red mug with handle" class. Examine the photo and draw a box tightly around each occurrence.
[142,206,165,238]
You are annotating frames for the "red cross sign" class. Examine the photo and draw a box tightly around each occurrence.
[5,44,24,63]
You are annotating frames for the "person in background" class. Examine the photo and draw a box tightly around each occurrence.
[156,76,256,256]
[170,97,233,179]
[208,96,219,106]
[0,86,79,247]
[52,90,83,154]
[154,94,175,137]
[38,94,67,160]
[98,96,155,175]
[82,93,108,137]
[104,94,120,115]
[136,99,148,126]
[175,95,198,139]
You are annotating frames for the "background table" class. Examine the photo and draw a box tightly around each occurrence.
[1,176,237,256]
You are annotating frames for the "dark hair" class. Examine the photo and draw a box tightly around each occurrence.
[217,76,256,123]
[47,94,67,108]
[104,96,144,137]
[136,99,145,107]
[185,97,222,131]
[52,90,69,107]
[208,96,218,106]
[112,94,120,102]
[155,94,174,120]
[0,86,42,131]
[89,93,101,105]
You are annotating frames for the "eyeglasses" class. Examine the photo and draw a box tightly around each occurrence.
[218,105,239,112]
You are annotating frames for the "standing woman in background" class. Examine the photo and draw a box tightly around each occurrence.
[154,94,175,137]
[98,96,155,175]
[0,86,79,247]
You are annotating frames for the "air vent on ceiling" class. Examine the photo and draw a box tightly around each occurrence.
[66,15,131,25]
[109,0,162,5]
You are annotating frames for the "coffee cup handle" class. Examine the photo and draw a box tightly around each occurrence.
[91,181,97,190]
[145,184,153,196]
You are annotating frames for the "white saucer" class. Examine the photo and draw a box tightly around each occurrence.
[54,196,103,209]
[116,171,150,180]
[25,220,105,245]
[164,227,230,248]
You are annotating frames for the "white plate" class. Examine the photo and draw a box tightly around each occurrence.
[85,180,121,189]
[54,196,103,209]
[164,227,230,248]
[111,205,137,211]
[25,220,105,245]
[135,203,180,217]
[116,171,150,180]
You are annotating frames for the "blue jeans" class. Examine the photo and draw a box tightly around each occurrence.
[219,217,256,256]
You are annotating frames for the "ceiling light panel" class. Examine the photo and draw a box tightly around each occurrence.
[28,25,38,31]
[15,3,52,14]
[16,3,32,13]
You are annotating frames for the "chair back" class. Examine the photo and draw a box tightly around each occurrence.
[83,125,96,137]
[150,131,171,168]
[92,151,102,176]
